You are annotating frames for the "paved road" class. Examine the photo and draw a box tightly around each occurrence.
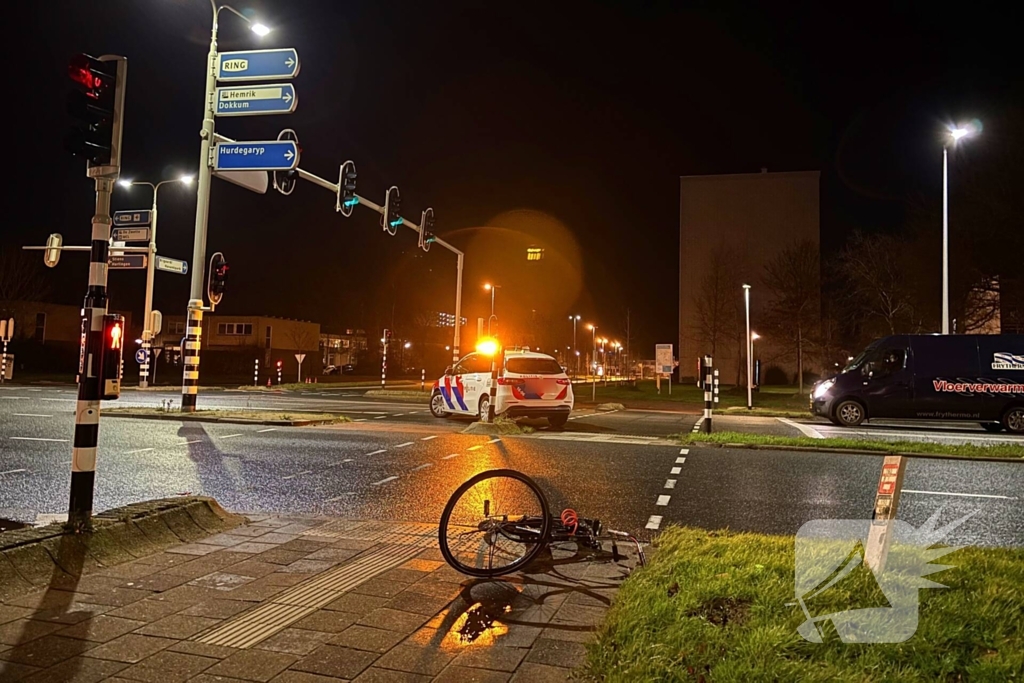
[1,384,1022,548]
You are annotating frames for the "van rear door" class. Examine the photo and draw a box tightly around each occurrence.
[910,336,986,420]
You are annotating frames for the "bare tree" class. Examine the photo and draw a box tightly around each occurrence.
[692,246,742,359]
[762,239,820,395]
[0,247,49,303]
[835,232,919,335]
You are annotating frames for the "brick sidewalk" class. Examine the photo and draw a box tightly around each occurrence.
[0,514,641,682]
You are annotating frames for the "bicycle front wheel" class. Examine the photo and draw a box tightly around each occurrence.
[439,469,551,577]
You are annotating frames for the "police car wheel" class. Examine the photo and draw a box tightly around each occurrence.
[834,400,865,427]
[478,395,490,420]
[1003,407,1024,434]
[429,392,449,418]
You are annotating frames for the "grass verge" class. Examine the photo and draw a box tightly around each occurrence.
[579,380,809,411]
[584,526,1024,682]
[679,431,1024,460]
[103,407,350,424]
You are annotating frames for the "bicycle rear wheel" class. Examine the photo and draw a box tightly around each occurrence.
[439,469,551,577]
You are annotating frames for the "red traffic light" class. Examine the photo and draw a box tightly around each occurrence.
[276,361,283,368]
[68,54,113,99]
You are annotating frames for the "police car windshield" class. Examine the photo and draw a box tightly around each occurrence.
[506,358,563,375]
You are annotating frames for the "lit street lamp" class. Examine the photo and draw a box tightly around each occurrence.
[586,324,598,400]
[942,122,978,334]
[743,284,752,409]
[484,283,501,335]
[117,175,194,388]
[182,1,269,412]
[569,314,581,378]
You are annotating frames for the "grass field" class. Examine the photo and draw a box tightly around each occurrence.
[680,431,1024,459]
[577,380,809,410]
[584,526,1024,682]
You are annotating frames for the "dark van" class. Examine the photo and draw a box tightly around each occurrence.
[810,334,1024,433]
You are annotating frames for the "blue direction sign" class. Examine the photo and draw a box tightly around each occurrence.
[216,84,296,117]
[217,48,299,82]
[108,254,147,269]
[135,348,150,364]
[113,210,152,227]
[214,141,299,172]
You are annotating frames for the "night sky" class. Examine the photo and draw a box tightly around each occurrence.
[4,1,1020,353]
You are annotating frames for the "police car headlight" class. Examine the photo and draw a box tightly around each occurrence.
[812,379,835,400]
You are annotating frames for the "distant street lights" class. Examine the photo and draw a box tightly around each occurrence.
[942,122,979,334]
[484,282,501,335]
[117,174,194,388]
[743,284,752,409]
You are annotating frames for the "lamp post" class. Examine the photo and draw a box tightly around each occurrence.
[743,284,752,409]
[484,283,500,335]
[569,314,580,378]
[117,175,193,388]
[586,324,597,400]
[182,1,269,412]
[942,124,977,335]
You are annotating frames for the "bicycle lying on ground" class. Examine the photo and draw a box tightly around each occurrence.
[439,469,647,577]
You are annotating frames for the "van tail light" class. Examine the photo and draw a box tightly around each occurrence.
[555,379,571,385]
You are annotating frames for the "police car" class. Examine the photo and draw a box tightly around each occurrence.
[429,348,574,426]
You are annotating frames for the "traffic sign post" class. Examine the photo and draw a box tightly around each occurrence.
[135,348,150,365]
[295,353,306,383]
[214,142,299,171]
[155,256,188,275]
[108,254,147,269]
[217,48,299,82]
[216,84,296,116]
[113,227,150,242]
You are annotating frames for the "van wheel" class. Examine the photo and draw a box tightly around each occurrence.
[1002,407,1024,434]
[429,392,450,418]
[834,400,866,427]
[980,422,1003,433]
[478,395,491,420]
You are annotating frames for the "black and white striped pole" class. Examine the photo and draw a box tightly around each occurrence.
[713,368,720,407]
[254,359,259,386]
[702,355,713,434]
[381,329,389,389]
[0,317,11,383]
[421,368,425,392]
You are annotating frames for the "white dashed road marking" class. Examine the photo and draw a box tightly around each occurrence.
[903,489,1017,500]
[410,463,433,472]
[366,449,386,456]
[125,448,155,455]
[325,493,354,502]
[487,438,501,444]
[680,448,689,455]
[664,480,676,489]
[467,445,482,451]
[656,495,671,506]
[257,428,277,433]
[355,419,367,422]
[670,467,682,475]
[371,476,399,486]
[374,416,387,420]
[645,515,662,530]
[421,435,437,441]
[283,470,311,480]
[442,454,459,460]
[395,442,414,448]
[10,437,68,442]
[221,434,243,439]
[13,414,52,417]
[0,469,28,475]
[676,457,686,464]
[777,417,824,439]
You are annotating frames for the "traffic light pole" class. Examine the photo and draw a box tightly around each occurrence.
[181,9,220,413]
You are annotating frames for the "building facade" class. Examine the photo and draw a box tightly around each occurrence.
[320,328,368,369]
[679,170,820,384]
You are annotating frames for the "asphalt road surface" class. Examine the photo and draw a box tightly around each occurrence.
[1,384,1021,548]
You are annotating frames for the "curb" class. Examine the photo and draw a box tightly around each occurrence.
[684,441,1024,463]
[0,497,244,602]
[362,389,431,401]
[101,412,345,426]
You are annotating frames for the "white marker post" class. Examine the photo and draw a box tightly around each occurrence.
[865,455,907,574]
[295,353,306,383]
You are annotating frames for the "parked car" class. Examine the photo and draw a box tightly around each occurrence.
[429,348,574,427]
[811,334,1024,433]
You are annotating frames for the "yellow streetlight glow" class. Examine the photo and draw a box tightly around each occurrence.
[483,283,492,291]
[179,175,194,185]
[751,332,761,341]
[476,338,499,356]
[251,23,271,36]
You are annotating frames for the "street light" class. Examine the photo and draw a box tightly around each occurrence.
[118,175,195,388]
[743,284,752,410]
[942,122,979,335]
[182,0,269,412]
[569,314,581,378]
[484,283,500,334]
[586,324,598,400]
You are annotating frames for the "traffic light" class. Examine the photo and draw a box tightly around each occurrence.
[273,129,300,196]
[418,208,436,252]
[100,313,124,399]
[208,252,228,307]
[65,54,127,170]
[336,160,358,217]
[383,186,401,235]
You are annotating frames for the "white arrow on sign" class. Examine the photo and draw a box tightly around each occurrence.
[285,57,295,67]
[284,150,294,161]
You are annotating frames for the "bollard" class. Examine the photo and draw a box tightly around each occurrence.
[421,368,425,392]
[702,355,713,433]
[266,377,271,388]
[254,359,259,387]
[713,368,720,406]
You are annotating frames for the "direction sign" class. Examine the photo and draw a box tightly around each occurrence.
[113,210,152,227]
[216,84,296,117]
[135,348,150,364]
[217,48,299,82]
[214,141,299,172]
[109,254,147,269]
[113,227,150,242]
[155,256,188,275]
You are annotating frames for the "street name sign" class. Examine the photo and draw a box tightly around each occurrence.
[217,48,299,82]
[113,227,150,242]
[216,84,297,116]
[214,141,299,171]
[156,256,188,275]
[113,210,152,227]
[109,254,147,269]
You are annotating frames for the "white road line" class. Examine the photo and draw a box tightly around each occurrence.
[13,414,52,417]
[487,438,501,444]
[27,389,42,392]
[410,463,433,472]
[670,467,682,475]
[664,479,677,489]
[283,470,312,480]
[41,398,76,402]
[395,442,414,448]
[0,469,28,475]
[467,445,483,451]
[680,448,689,455]
[777,417,824,439]
[355,418,367,422]
[179,440,203,445]
[656,495,671,506]
[421,435,438,441]
[257,428,277,433]
[0,397,26,400]
[442,453,459,459]
[371,476,399,486]
[374,416,387,420]
[326,459,354,468]
[325,493,355,502]
[676,457,686,464]
[366,449,386,456]
[903,489,1017,500]
[645,515,663,530]
[9,437,68,442]
[392,413,407,417]
[125,448,155,455]
[220,433,243,439]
